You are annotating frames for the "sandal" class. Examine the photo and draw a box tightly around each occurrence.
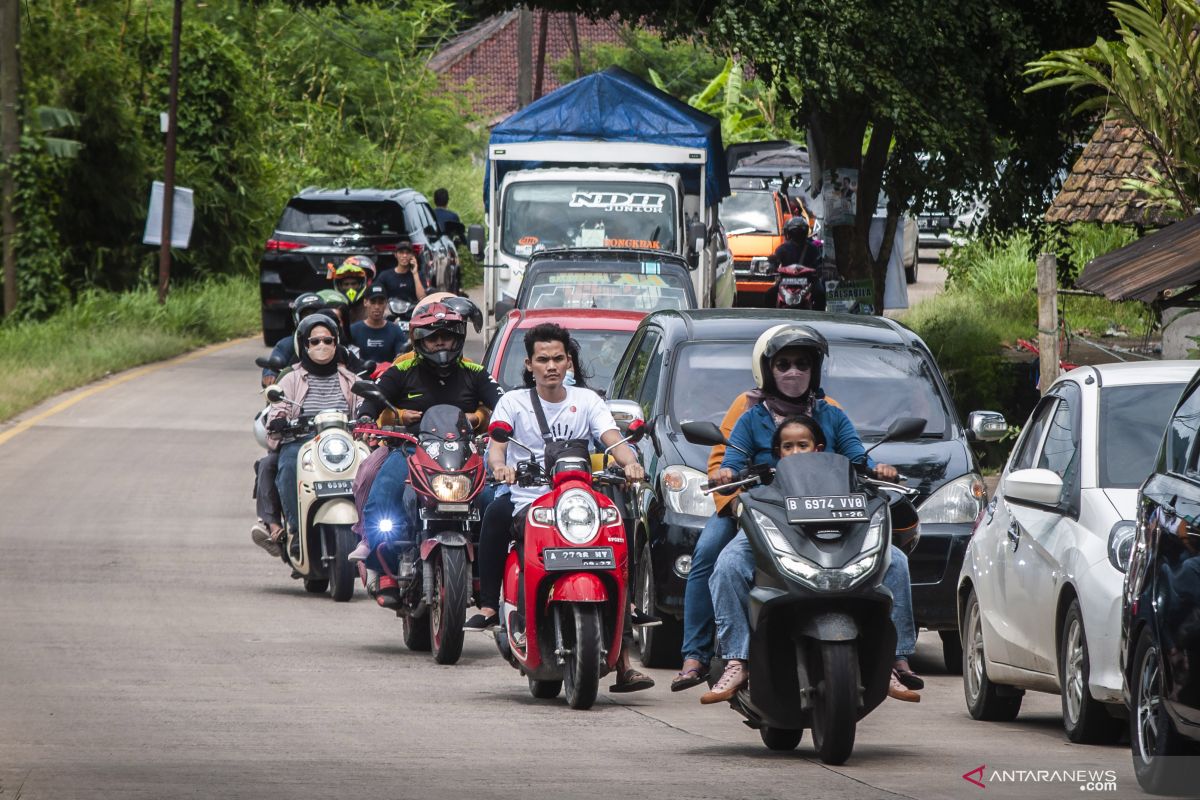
[671,659,709,692]
[609,668,655,693]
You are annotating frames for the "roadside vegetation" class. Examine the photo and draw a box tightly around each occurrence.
[0,276,257,422]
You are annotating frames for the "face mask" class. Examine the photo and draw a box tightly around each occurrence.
[772,365,811,398]
[563,370,576,387]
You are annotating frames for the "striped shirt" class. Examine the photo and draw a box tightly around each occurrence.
[302,373,348,416]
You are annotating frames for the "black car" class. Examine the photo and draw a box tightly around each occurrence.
[259,187,458,344]
[1123,368,1200,795]
[604,309,1004,668]
[514,248,697,313]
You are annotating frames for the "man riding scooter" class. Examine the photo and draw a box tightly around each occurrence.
[355,302,504,607]
[765,217,825,310]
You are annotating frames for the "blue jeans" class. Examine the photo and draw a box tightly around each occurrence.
[363,449,413,551]
[680,514,738,665]
[275,438,313,533]
[710,534,917,661]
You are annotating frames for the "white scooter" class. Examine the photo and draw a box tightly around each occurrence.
[266,385,370,601]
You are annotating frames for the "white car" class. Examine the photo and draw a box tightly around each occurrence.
[958,361,1195,743]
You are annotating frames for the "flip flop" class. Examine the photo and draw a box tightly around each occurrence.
[670,665,709,692]
[610,668,655,693]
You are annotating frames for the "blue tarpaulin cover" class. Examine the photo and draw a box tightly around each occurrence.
[485,67,728,209]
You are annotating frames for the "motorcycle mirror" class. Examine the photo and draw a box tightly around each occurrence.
[351,380,382,399]
[866,417,927,454]
[256,353,288,371]
[265,385,286,403]
[680,421,727,447]
[626,418,646,444]
[488,421,512,443]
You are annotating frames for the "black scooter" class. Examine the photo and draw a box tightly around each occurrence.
[681,417,925,765]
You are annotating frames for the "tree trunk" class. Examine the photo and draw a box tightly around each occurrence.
[567,15,582,78]
[533,11,549,100]
[516,7,533,109]
[1,0,20,316]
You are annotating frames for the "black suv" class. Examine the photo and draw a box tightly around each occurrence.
[605,309,1002,669]
[259,188,458,344]
[1123,366,1200,795]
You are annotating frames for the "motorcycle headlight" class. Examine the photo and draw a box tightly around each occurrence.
[432,474,471,502]
[555,489,600,544]
[861,507,887,555]
[317,434,355,473]
[918,473,986,524]
[749,508,798,556]
[662,466,716,517]
[779,552,878,591]
[1108,520,1137,572]
[301,449,314,472]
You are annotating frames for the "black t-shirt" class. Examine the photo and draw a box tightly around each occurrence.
[350,320,408,362]
[375,268,420,303]
[769,238,821,269]
[357,356,504,431]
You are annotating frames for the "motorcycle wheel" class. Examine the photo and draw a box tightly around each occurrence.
[528,677,562,699]
[760,726,804,751]
[403,608,432,652]
[810,641,859,765]
[561,603,603,710]
[431,547,469,665]
[303,578,329,594]
[328,525,356,603]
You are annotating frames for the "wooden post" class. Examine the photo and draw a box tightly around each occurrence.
[533,11,549,100]
[567,14,582,78]
[516,7,533,109]
[158,0,182,305]
[1,0,21,316]
[1037,253,1059,394]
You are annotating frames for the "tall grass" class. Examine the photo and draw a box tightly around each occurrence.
[0,276,259,422]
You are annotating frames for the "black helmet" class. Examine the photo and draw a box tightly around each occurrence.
[292,292,325,327]
[441,295,483,334]
[293,313,341,355]
[752,324,829,395]
[783,215,810,243]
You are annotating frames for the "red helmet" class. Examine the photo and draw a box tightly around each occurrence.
[409,302,466,369]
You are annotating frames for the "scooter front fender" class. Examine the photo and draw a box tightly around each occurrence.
[313,499,358,526]
[546,572,608,605]
[419,533,473,562]
[797,610,860,643]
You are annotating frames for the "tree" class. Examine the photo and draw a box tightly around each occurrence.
[1026,0,1200,219]
[473,0,1113,309]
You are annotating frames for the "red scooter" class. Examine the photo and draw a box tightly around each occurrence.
[488,420,644,710]
[773,262,822,309]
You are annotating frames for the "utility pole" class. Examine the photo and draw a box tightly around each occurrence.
[158,0,182,305]
[1037,253,1060,394]
[1,0,21,316]
[533,11,549,100]
[567,15,582,78]
[516,7,533,109]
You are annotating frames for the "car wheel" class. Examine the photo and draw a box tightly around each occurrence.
[962,588,1023,721]
[1132,626,1195,794]
[635,543,683,669]
[940,629,963,675]
[905,262,918,284]
[1059,599,1122,743]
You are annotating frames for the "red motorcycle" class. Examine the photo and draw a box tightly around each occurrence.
[773,262,822,309]
[487,420,645,710]
[353,393,487,665]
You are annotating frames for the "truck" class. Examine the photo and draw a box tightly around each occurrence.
[467,67,736,334]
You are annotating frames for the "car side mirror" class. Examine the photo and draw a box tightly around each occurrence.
[607,399,644,436]
[968,410,1007,443]
[467,224,485,257]
[680,420,727,447]
[688,222,707,256]
[1005,468,1064,506]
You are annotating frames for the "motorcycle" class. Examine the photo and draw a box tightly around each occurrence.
[387,298,415,345]
[487,419,645,710]
[351,383,487,665]
[264,384,371,601]
[680,416,924,764]
[772,262,822,309]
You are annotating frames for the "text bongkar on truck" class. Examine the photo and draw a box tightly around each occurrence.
[467,67,737,334]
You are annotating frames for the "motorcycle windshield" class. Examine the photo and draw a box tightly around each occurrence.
[417,404,473,471]
[769,452,855,500]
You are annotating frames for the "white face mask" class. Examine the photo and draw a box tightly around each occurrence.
[563,370,576,387]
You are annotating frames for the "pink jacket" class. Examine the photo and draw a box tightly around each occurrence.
[267,365,360,449]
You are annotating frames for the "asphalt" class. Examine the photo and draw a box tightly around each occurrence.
[0,317,1139,800]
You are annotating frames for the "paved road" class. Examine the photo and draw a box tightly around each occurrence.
[0,333,1138,800]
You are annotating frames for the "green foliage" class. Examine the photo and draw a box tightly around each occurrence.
[1027,0,1200,218]
[9,140,71,320]
[1059,222,1138,283]
[649,57,784,144]
[551,27,725,102]
[942,231,1038,301]
[0,275,259,422]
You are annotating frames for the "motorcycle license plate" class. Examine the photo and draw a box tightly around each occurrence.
[313,479,354,498]
[780,277,809,286]
[542,547,615,571]
[784,493,868,523]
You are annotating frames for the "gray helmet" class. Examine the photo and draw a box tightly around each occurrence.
[292,292,325,327]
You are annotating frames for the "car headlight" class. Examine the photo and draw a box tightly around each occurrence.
[750,256,772,275]
[1108,520,1137,572]
[317,434,355,473]
[749,508,798,556]
[918,473,986,524]
[432,474,471,502]
[555,489,600,544]
[663,466,716,517]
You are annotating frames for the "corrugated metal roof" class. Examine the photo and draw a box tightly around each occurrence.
[1076,214,1200,301]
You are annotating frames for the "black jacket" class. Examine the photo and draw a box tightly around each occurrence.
[358,355,504,430]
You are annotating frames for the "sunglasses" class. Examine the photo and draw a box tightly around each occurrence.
[307,336,336,346]
[772,358,812,371]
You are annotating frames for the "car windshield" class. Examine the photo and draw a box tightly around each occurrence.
[719,191,778,235]
[1098,382,1187,488]
[522,268,692,312]
[278,200,405,236]
[496,329,636,392]
[670,342,951,438]
[500,181,677,257]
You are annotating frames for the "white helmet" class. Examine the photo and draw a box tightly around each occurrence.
[253,404,271,449]
[751,324,829,395]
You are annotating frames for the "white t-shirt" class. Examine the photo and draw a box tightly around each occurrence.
[491,386,618,510]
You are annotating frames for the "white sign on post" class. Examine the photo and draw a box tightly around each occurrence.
[142,181,195,249]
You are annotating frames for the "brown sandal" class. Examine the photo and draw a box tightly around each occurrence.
[610,668,655,693]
